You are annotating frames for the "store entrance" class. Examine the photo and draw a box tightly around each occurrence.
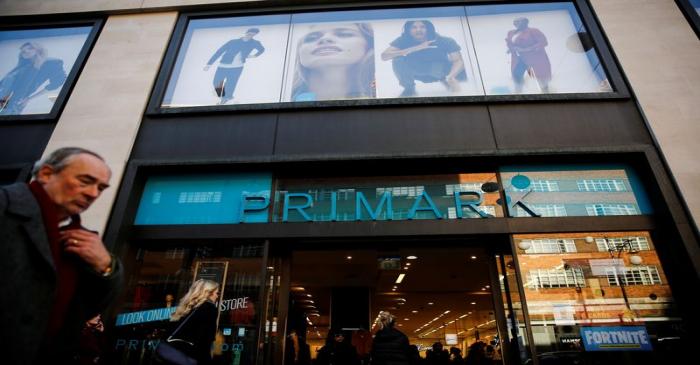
[264,240,516,365]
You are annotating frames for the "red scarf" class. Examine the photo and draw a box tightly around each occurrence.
[28,181,81,341]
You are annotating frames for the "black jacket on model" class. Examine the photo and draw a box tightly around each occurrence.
[371,326,411,365]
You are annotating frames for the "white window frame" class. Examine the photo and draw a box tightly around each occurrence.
[577,179,627,192]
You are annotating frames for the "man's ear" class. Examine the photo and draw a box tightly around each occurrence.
[34,165,54,184]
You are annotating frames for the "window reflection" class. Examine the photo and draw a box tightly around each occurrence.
[273,173,502,222]
[500,165,652,217]
[514,232,683,360]
[113,243,265,365]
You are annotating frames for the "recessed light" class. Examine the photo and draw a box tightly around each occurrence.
[471,302,476,305]
[392,288,397,291]
[407,256,418,260]
[347,256,352,260]
[292,287,305,291]
[471,256,477,260]
[481,288,486,291]
[404,318,410,321]
[428,302,434,305]
[406,263,412,266]
[412,310,418,313]
[306,294,312,297]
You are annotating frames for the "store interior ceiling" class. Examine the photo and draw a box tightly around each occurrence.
[290,247,499,342]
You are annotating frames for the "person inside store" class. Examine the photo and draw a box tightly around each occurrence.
[291,22,376,102]
[505,17,551,93]
[448,347,464,365]
[408,344,426,365]
[0,146,123,365]
[204,27,265,105]
[158,279,220,365]
[316,329,360,365]
[381,20,466,97]
[464,341,489,365]
[426,342,449,365]
[0,41,67,115]
[370,311,411,365]
[75,314,107,365]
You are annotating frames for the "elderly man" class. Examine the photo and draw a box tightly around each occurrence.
[0,147,123,365]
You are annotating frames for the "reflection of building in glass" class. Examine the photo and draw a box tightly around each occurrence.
[501,168,648,217]
[514,232,678,353]
[274,173,502,222]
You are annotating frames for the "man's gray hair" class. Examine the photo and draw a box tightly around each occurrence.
[31,147,105,178]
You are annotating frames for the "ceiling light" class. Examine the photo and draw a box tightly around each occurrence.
[428,302,434,305]
[406,263,412,266]
[471,256,477,260]
[306,294,312,297]
[412,310,418,313]
[471,302,476,305]
[291,287,305,291]
[444,310,450,314]
[485,285,490,288]
[395,273,406,284]
[404,318,410,321]
[347,256,353,260]
[407,256,418,260]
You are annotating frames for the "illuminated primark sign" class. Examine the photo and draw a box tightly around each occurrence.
[133,167,649,225]
[134,173,503,225]
[245,189,491,222]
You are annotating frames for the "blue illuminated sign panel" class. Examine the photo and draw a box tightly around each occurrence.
[580,326,653,351]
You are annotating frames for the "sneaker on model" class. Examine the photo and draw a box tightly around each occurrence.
[399,87,416,97]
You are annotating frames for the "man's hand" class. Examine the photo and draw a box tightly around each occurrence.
[60,229,112,274]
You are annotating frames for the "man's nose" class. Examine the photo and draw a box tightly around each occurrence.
[84,185,100,199]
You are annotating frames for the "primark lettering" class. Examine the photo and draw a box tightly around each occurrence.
[241,189,491,222]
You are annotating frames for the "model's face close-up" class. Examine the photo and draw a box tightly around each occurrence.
[514,18,528,30]
[298,24,368,69]
[20,45,37,59]
[37,153,111,218]
[409,21,428,41]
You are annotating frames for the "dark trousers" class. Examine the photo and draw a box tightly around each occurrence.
[391,57,466,90]
[213,66,244,100]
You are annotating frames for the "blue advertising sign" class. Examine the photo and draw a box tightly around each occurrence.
[580,326,652,351]
[115,307,177,326]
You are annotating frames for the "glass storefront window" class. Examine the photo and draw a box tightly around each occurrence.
[0,26,93,116]
[113,242,265,365]
[466,2,612,95]
[513,232,683,361]
[155,2,616,111]
[273,173,502,222]
[285,7,484,101]
[161,14,291,108]
[275,246,500,364]
[499,165,652,217]
[496,254,533,364]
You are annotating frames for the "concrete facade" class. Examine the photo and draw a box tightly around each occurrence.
[590,0,700,228]
[41,12,177,231]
